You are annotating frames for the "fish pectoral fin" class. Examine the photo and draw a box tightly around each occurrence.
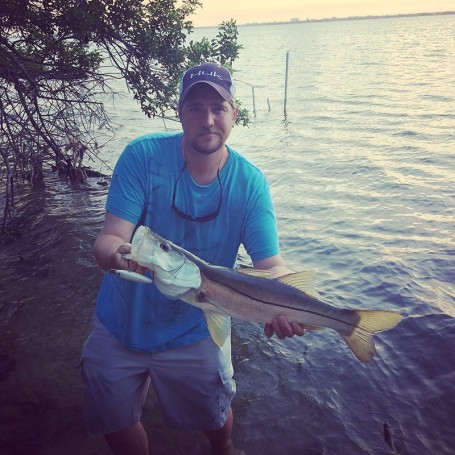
[205,311,231,347]
[155,280,190,300]
[275,271,320,298]
[235,268,274,278]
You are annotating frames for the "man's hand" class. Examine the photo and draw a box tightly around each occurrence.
[114,243,148,276]
[264,315,306,339]
[252,255,305,340]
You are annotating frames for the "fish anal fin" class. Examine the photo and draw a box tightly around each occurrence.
[276,271,320,298]
[235,268,273,278]
[205,311,231,347]
[301,324,323,331]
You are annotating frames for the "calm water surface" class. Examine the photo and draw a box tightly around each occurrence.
[1,14,454,455]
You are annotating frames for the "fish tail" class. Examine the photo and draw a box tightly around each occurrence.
[342,310,403,363]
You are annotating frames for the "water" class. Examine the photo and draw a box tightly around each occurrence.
[1,14,454,455]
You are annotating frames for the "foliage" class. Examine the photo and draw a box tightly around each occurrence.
[0,0,246,229]
[186,19,249,126]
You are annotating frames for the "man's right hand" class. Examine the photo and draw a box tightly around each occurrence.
[114,243,148,276]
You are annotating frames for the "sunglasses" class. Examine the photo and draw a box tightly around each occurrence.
[171,161,223,222]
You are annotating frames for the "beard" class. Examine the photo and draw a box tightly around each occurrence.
[189,129,225,155]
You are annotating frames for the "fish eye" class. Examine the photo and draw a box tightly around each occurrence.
[160,242,170,252]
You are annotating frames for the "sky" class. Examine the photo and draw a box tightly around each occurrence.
[186,0,454,27]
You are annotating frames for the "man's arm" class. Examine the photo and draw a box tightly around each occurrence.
[93,212,145,273]
[253,254,305,340]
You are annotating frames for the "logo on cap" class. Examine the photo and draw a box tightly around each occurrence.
[179,63,235,104]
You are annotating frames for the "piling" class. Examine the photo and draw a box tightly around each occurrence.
[284,51,290,115]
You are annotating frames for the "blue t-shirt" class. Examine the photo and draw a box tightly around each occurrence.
[96,131,280,352]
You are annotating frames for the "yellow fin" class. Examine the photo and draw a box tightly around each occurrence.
[342,310,403,363]
[235,268,273,278]
[355,310,403,333]
[343,329,376,363]
[301,325,323,331]
[276,271,320,298]
[205,311,231,347]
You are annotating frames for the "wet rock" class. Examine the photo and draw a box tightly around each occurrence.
[0,401,48,453]
[0,355,15,382]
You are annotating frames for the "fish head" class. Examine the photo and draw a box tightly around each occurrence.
[131,226,184,272]
[130,226,201,291]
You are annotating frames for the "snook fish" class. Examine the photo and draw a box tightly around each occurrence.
[120,226,403,363]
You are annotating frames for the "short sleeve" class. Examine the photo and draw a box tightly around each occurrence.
[242,175,280,261]
[105,143,149,224]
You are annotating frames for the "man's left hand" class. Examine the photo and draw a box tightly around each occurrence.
[264,315,305,339]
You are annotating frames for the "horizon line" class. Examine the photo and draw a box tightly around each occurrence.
[196,10,455,29]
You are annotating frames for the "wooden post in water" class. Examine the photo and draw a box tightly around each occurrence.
[284,51,290,115]
[237,80,257,117]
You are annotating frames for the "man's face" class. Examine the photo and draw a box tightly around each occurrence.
[179,83,238,156]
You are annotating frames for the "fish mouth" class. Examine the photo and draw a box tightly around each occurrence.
[152,262,185,275]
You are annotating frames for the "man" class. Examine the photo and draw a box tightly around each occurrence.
[81,62,304,455]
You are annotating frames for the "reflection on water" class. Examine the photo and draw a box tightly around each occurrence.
[1,14,455,455]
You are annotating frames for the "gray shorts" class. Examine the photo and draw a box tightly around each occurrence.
[81,320,235,434]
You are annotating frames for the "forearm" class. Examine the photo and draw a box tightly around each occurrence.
[92,212,137,271]
[93,233,130,271]
[253,254,288,277]
[263,264,289,278]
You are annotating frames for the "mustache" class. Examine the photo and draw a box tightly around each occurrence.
[197,128,221,135]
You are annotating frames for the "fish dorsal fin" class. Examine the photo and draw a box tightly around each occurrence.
[235,268,273,278]
[276,271,320,298]
[205,310,231,347]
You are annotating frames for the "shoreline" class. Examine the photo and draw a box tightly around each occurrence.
[196,11,455,29]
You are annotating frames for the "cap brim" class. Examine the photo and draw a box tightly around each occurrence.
[179,81,232,105]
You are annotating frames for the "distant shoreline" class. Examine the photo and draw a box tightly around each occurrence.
[198,11,454,29]
[242,11,455,27]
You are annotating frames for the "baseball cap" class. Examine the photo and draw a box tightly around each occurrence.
[179,62,236,105]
